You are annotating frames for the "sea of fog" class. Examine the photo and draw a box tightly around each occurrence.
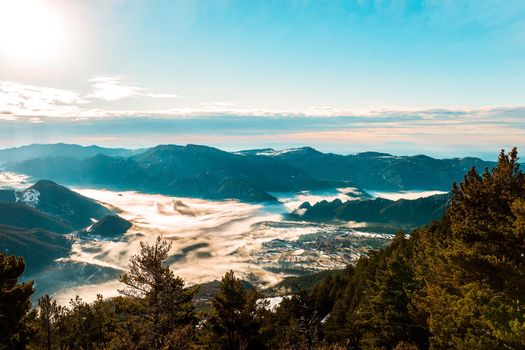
[0,172,446,304]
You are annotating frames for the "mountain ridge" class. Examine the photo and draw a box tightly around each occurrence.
[2,143,496,202]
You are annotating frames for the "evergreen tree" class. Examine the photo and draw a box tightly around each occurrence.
[34,294,63,350]
[208,270,263,350]
[414,148,525,349]
[0,253,34,350]
[119,236,197,349]
[356,233,427,350]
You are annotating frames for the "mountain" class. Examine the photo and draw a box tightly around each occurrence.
[26,180,112,228]
[243,147,495,191]
[0,224,71,274]
[0,143,142,164]
[294,192,451,229]
[9,145,342,202]
[86,215,132,238]
[0,201,73,233]
[0,180,116,274]
[131,144,338,192]
[5,144,497,201]
[0,180,113,229]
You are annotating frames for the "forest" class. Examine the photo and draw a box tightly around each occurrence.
[1,149,524,350]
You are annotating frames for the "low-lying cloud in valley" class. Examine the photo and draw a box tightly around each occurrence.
[17,187,398,304]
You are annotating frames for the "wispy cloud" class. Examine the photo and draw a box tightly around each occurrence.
[0,81,86,118]
[1,78,525,158]
[2,78,525,125]
[86,76,180,101]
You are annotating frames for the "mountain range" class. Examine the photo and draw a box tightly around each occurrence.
[0,143,142,165]
[1,143,496,202]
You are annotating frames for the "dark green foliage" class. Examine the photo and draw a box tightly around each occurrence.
[271,269,346,295]
[0,253,34,350]
[119,236,198,349]
[33,295,63,350]
[276,290,322,350]
[412,148,525,349]
[207,270,263,350]
[323,148,525,349]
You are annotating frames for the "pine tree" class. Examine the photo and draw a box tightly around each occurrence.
[35,294,63,350]
[356,233,426,350]
[414,148,525,349]
[209,270,262,350]
[119,236,197,349]
[0,253,34,350]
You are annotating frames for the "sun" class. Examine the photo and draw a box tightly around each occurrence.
[0,0,68,64]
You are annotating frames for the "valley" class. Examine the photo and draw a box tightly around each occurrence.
[0,143,483,304]
[30,187,397,304]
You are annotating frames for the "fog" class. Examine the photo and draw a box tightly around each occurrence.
[49,187,393,304]
[366,190,447,201]
[0,175,438,305]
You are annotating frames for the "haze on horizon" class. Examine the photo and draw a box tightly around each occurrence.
[1,0,525,159]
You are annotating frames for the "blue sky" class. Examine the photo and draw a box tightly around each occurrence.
[0,0,524,159]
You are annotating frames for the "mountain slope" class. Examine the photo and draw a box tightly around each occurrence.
[9,145,341,201]
[296,193,451,229]
[0,143,141,164]
[0,180,113,231]
[0,224,71,274]
[27,180,112,228]
[5,144,496,200]
[249,147,495,191]
[0,180,118,274]
[86,215,132,238]
[0,201,73,233]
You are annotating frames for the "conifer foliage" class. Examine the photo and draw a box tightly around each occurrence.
[208,270,263,350]
[118,235,197,349]
[0,253,34,350]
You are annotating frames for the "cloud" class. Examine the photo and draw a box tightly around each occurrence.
[204,101,237,107]
[0,81,86,118]
[86,76,180,101]
[1,78,525,159]
[2,78,525,125]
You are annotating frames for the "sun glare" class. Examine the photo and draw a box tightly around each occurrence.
[0,0,69,65]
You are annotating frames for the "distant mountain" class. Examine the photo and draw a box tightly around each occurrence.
[0,224,71,274]
[86,215,132,238]
[294,192,451,229]
[5,144,497,200]
[0,143,142,164]
[242,147,495,191]
[9,145,341,202]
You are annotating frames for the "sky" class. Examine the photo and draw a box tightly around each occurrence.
[0,0,525,159]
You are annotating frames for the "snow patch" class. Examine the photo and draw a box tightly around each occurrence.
[15,189,40,207]
[256,148,301,156]
[260,296,286,311]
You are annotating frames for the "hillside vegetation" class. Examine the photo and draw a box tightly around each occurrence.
[1,148,523,350]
